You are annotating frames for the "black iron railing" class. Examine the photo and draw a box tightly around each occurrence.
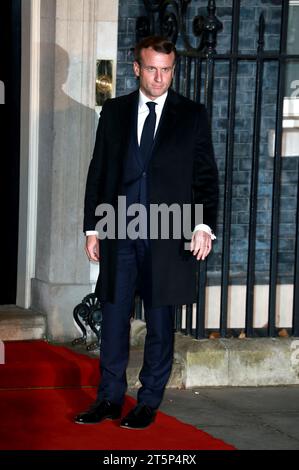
[135,0,299,339]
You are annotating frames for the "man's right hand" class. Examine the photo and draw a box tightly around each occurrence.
[85,235,100,262]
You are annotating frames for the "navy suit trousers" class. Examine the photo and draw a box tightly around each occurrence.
[97,238,175,410]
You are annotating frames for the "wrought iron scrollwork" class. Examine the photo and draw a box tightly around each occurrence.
[193,0,223,53]
[137,0,223,55]
[157,1,182,46]
[136,16,151,41]
[72,293,102,351]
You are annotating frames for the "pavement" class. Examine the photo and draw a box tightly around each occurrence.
[129,385,299,450]
[69,331,299,450]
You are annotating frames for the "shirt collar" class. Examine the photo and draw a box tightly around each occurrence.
[138,89,168,110]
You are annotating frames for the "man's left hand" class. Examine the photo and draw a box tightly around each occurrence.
[190,230,212,261]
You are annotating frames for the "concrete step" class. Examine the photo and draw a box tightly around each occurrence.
[0,305,46,341]
[61,320,299,387]
[69,345,183,389]
[174,332,299,387]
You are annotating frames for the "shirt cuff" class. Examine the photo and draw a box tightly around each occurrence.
[193,224,216,240]
[85,230,99,237]
[86,227,216,239]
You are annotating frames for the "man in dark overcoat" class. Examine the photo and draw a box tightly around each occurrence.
[75,36,218,429]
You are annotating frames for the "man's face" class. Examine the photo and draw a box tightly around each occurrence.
[133,47,175,100]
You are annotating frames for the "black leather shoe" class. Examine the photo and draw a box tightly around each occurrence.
[120,404,156,430]
[74,400,122,424]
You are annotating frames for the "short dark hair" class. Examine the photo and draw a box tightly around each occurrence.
[134,36,177,64]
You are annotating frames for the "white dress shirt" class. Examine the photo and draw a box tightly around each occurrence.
[137,89,168,144]
[86,90,215,240]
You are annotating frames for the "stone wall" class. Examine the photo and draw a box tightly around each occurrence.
[30,0,119,340]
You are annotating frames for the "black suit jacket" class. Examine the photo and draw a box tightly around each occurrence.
[84,88,218,307]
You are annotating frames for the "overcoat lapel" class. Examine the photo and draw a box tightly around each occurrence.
[120,90,139,168]
[150,89,178,163]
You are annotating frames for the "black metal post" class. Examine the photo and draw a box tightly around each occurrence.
[268,0,289,337]
[220,0,240,337]
[245,13,265,337]
[185,56,192,99]
[135,296,143,320]
[195,0,221,339]
[195,262,207,338]
[185,304,193,336]
[174,55,181,93]
[292,175,299,336]
[194,57,202,103]
[175,305,183,332]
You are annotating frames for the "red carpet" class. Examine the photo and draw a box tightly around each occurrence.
[0,340,99,388]
[0,341,235,450]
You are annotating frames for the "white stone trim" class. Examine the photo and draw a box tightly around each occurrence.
[180,284,294,329]
[17,0,40,308]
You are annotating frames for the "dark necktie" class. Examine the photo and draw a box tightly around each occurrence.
[139,101,157,163]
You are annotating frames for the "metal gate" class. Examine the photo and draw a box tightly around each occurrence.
[134,0,299,338]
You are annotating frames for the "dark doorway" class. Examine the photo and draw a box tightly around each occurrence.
[0,0,21,304]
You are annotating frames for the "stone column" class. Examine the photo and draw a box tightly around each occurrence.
[31,0,119,341]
